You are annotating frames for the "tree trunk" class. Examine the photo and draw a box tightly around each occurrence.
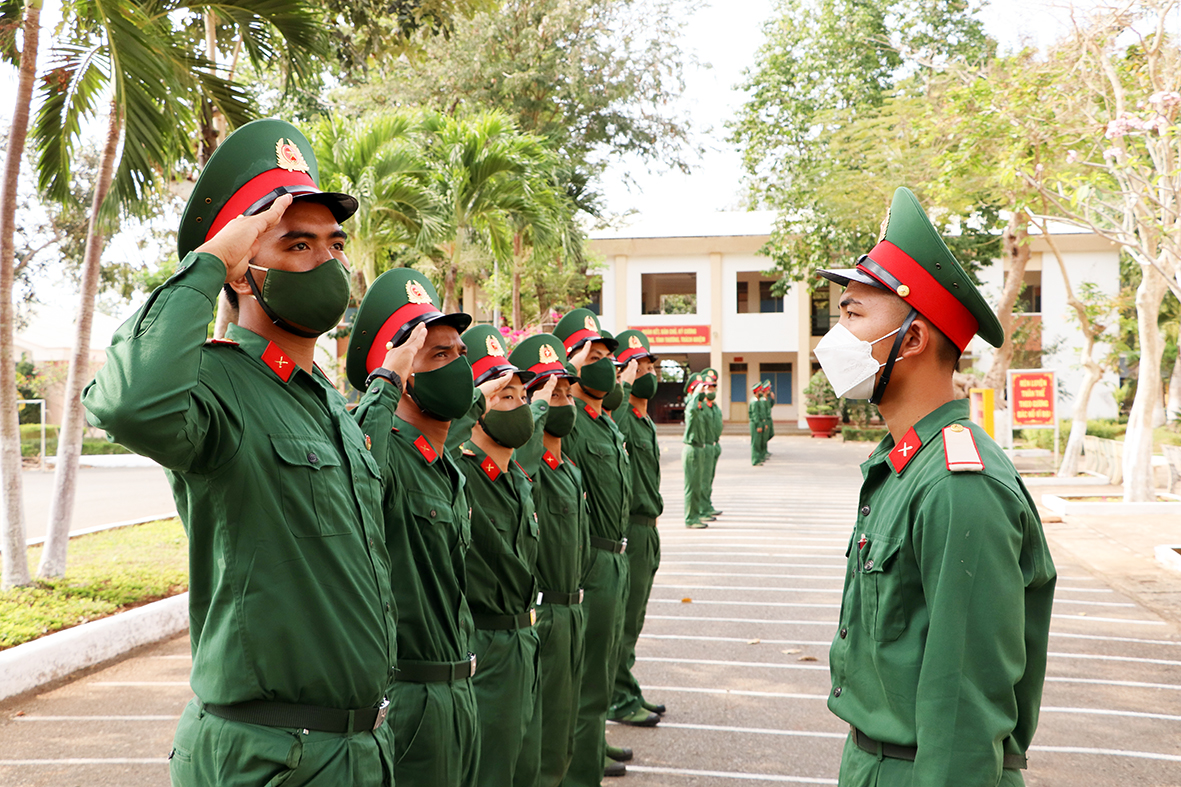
[981,211,1031,400]
[512,266,522,330]
[442,237,462,314]
[1058,358,1101,478]
[1167,351,1181,423]
[0,0,43,590]
[37,102,122,579]
[1122,264,1168,502]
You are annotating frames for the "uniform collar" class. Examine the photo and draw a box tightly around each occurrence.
[866,399,971,476]
[574,395,601,421]
[392,415,444,466]
[226,323,331,386]
[462,440,529,482]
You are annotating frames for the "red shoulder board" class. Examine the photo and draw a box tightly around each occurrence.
[584,403,598,419]
[414,434,438,463]
[515,460,532,482]
[543,450,560,470]
[889,427,922,474]
[480,455,501,481]
[209,338,239,347]
[261,341,296,383]
[943,423,984,472]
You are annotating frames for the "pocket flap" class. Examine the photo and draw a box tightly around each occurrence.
[270,435,342,470]
[858,535,901,574]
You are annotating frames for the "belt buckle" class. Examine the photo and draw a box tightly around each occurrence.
[537,591,544,606]
[620,537,628,554]
[529,608,537,626]
[373,697,390,731]
[577,588,584,603]
[468,652,477,677]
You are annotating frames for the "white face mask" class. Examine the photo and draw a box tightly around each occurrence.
[813,322,903,400]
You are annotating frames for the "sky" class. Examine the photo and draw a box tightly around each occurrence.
[1,0,1091,320]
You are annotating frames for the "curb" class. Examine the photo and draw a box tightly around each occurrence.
[0,593,189,703]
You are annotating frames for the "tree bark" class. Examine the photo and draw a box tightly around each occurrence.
[1122,264,1168,503]
[37,102,122,579]
[512,266,522,329]
[442,237,462,314]
[981,211,1031,399]
[0,0,43,590]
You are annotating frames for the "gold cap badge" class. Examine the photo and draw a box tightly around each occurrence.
[628,335,643,350]
[275,139,310,173]
[539,343,559,364]
[584,315,597,331]
[406,280,432,305]
[486,334,505,357]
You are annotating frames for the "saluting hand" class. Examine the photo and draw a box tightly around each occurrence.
[537,373,559,404]
[479,370,514,410]
[381,322,427,393]
[620,358,639,385]
[197,194,294,284]
[568,342,591,372]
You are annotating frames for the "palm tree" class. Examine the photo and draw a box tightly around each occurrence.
[0,0,44,590]
[32,0,324,580]
[312,111,442,295]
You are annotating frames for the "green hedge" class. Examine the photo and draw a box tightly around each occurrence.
[843,427,888,443]
[20,437,131,458]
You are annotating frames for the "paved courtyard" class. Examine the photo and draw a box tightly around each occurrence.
[2,434,1180,786]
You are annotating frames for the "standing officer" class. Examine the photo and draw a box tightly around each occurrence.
[553,309,632,787]
[681,373,710,528]
[816,187,1056,786]
[750,382,769,466]
[511,335,591,787]
[697,369,723,519]
[454,324,542,787]
[608,330,666,733]
[83,120,401,785]
[348,268,480,787]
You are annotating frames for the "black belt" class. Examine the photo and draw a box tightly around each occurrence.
[591,535,627,554]
[395,654,477,683]
[628,514,657,527]
[538,588,584,605]
[851,727,1027,770]
[472,609,536,630]
[202,697,389,733]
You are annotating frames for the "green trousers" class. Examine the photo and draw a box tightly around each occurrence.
[836,734,1025,787]
[471,625,542,787]
[561,548,629,787]
[609,520,661,719]
[682,444,709,525]
[750,426,767,465]
[528,601,587,787]
[390,678,479,787]
[703,442,720,513]
[170,698,395,787]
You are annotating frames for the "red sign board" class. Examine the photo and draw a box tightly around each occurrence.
[628,325,711,346]
[1010,370,1056,427]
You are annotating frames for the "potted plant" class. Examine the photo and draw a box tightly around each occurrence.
[803,370,841,438]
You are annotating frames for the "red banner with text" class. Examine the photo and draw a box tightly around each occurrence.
[1010,370,1056,427]
[628,325,711,346]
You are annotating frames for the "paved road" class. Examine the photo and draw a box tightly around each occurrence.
[18,464,175,544]
[2,435,1180,786]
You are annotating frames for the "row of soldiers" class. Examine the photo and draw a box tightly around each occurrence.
[749,380,775,465]
[82,119,674,787]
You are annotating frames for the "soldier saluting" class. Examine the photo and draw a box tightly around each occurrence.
[815,187,1056,787]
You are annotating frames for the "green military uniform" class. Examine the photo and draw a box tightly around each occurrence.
[698,368,723,517]
[349,268,480,787]
[817,187,1056,787]
[681,374,712,527]
[512,334,591,787]
[554,310,632,787]
[750,382,770,466]
[764,380,776,447]
[609,330,665,721]
[451,325,543,787]
[82,120,398,786]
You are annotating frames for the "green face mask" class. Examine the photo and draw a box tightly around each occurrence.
[480,403,535,449]
[543,404,575,437]
[705,390,717,401]
[247,258,351,338]
[602,382,625,412]
[577,357,617,397]
[408,356,475,421]
[631,373,658,400]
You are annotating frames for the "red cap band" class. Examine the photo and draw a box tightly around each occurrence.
[859,240,979,351]
[205,168,317,242]
[365,302,439,375]
[472,354,512,381]
[616,346,652,364]
[562,328,599,353]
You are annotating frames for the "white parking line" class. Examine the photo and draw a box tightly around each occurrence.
[625,765,838,784]
[653,584,843,593]
[643,685,828,701]
[645,615,836,626]
[1041,706,1181,722]
[656,721,845,739]
[1048,651,1181,667]
[13,715,181,721]
[657,571,846,580]
[659,561,847,568]
[641,634,833,646]
[1031,746,1181,763]
[636,657,828,671]
[1046,677,1181,691]
[1050,614,1165,625]
[0,759,167,765]
[650,598,842,609]
[1051,632,1181,647]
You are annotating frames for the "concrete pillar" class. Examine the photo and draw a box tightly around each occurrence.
[710,252,724,419]
[795,282,811,428]
[614,254,628,332]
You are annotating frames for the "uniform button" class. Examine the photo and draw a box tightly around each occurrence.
[563,505,569,513]
[429,509,437,519]
[833,687,842,697]
[864,559,874,571]
[307,452,319,464]
[840,627,847,639]
[860,505,870,516]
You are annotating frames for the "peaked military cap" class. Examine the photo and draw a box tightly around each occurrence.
[462,324,536,387]
[554,309,619,355]
[701,367,719,384]
[684,372,703,395]
[510,333,577,391]
[178,118,358,260]
[816,187,1004,350]
[615,329,656,365]
[347,268,472,391]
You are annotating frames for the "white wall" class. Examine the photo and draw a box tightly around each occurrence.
[720,255,799,353]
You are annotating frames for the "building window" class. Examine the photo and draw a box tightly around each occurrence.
[736,272,783,314]
[761,362,792,404]
[642,272,697,315]
[759,281,784,313]
[736,281,749,313]
[811,287,833,335]
[1016,270,1042,314]
[730,363,747,403]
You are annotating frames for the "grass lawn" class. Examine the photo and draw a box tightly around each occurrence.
[0,518,188,651]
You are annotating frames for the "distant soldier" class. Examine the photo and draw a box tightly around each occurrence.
[763,378,776,453]
[698,368,723,518]
[750,382,769,466]
[815,187,1056,786]
[681,373,710,528]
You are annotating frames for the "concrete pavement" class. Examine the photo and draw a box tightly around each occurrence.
[2,434,1180,786]
[17,464,175,545]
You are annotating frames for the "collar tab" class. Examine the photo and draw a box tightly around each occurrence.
[889,427,923,474]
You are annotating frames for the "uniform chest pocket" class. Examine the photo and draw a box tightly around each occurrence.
[407,490,468,552]
[270,435,354,538]
[857,535,906,642]
[472,504,517,554]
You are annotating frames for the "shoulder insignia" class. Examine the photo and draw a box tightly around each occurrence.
[208,338,239,347]
[515,460,532,482]
[888,427,922,474]
[632,406,642,419]
[480,455,501,482]
[943,423,984,472]
[460,444,476,457]
[584,403,599,420]
[543,450,561,470]
[261,341,296,383]
[414,434,438,463]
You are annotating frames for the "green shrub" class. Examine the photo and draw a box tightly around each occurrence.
[20,437,131,458]
[20,424,59,439]
[1085,419,1125,439]
[804,371,839,415]
[842,427,888,443]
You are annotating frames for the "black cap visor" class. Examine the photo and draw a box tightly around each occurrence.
[243,186,359,224]
[476,364,537,388]
[816,265,887,290]
[391,311,474,348]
